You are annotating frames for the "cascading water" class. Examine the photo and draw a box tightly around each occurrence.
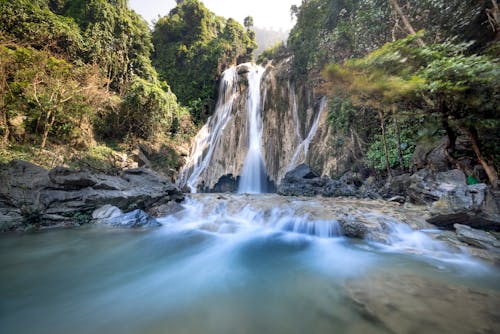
[238,66,268,193]
[178,67,238,192]
[287,97,327,171]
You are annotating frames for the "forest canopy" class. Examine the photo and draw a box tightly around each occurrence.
[152,0,257,123]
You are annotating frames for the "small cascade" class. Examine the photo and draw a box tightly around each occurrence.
[238,66,268,193]
[287,97,327,171]
[178,67,238,192]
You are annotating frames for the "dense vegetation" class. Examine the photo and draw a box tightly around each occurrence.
[152,0,256,123]
[283,0,499,187]
[288,0,493,79]
[0,0,190,174]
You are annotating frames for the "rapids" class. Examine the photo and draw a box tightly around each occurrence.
[1,194,499,334]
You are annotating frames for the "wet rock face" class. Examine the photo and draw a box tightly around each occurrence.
[0,160,183,231]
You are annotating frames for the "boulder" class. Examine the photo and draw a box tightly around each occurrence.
[101,209,161,228]
[92,205,123,221]
[277,165,326,196]
[427,183,500,230]
[454,224,500,250]
[381,173,412,198]
[322,180,359,197]
[277,164,372,198]
[285,164,320,179]
[338,218,368,238]
[411,137,450,172]
[407,169,465,205]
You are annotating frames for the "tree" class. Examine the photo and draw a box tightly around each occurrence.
[388,0,425,46]
[152,0,256,122]
[325,35,499,187]
[244,16,254,30]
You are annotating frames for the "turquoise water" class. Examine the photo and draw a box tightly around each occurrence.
[1,196,499,334]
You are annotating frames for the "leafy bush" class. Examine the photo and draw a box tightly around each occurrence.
[257,41,287,64]
[366,124,416,171]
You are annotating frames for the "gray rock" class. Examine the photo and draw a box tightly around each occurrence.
[411,137,450,172]
[408,169,466,205]
[427,183,500,230]
[0,160,184,231]
[284,164,320,179]
[322,180,359,197]
[382,173,412,198]
[454,223,500,250]
[92,205,123,221]
[278,164,361,198]
[103,209,161,228]
[48,167,98,190]
[149,201,184,217]
[338,219,368,238]
[387,196,405,204]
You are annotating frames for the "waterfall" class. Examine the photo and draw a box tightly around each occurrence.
[238,66,267,193]
[287,97,327,171]
[178,67,238,192]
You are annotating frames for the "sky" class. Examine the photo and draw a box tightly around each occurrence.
[128,0,299,31]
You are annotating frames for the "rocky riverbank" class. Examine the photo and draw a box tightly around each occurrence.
[277,164,500,260]
[0,160,184,232]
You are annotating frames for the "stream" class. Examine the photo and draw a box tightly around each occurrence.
[1,194,499,334]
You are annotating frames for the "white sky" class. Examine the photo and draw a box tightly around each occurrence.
[128,0,298,31]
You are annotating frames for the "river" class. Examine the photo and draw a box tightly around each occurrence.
[1,194,499,334]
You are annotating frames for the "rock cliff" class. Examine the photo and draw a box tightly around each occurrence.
[179,60,355,191]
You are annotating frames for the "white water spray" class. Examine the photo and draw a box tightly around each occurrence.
[288,97,327,171]
[178,67,238,192]
[238,66,267,193]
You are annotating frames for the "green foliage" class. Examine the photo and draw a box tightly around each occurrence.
[257,41,287,64]
[325,33,500,175]
[152,0,256,122]
[288,0,491,79]
[326,97,357,136]
[1,0,190,153]
[63,0,156,93]
[0,45,108,147]
[0,0,84,58]
[119,77,182,140]
[366,123,416,171]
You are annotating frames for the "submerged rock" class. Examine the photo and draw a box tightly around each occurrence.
[346,273,500,334]
[100,209,161,228]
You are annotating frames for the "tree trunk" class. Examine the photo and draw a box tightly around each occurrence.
[486,0,500,40]
[0,108,8,148]
[394,116,405,170]
[465,126,498,188]
[379,110,392,178]
[440,101,456,152]
[40,109,54,150]
[388,0,425,46]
